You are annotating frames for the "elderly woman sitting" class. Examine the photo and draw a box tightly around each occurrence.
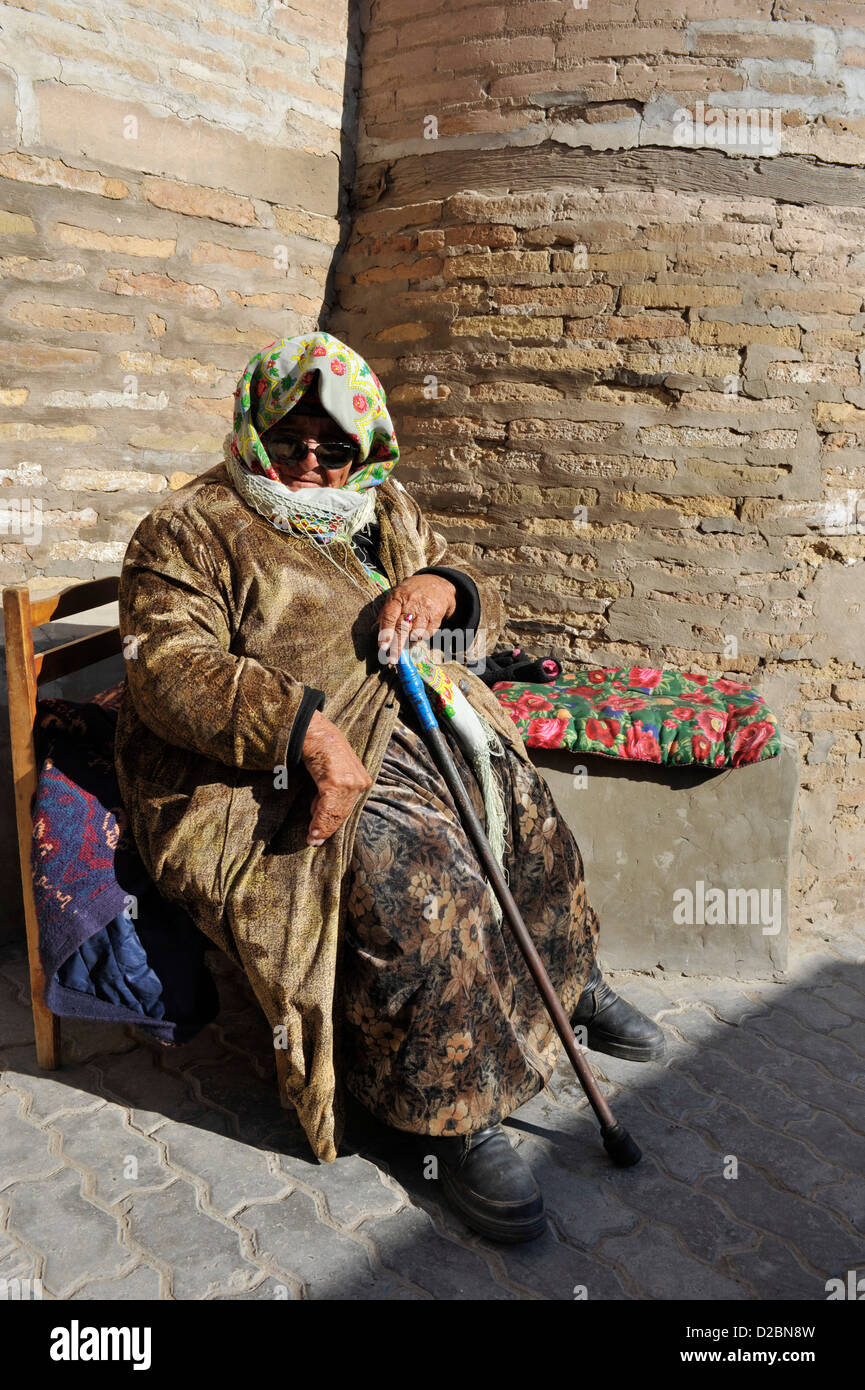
[115,331,663,1244]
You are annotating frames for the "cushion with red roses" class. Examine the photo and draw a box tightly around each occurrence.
[492,666,781,768]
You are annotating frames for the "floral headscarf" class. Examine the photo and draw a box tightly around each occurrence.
[238,331,397,476]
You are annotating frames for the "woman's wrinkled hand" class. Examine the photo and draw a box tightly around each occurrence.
[301,710,373,846]
[377,573,457,665]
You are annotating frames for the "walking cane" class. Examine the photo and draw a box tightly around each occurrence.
[393,649,642,1168]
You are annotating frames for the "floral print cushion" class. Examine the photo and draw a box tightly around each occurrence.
[492,666,781,768]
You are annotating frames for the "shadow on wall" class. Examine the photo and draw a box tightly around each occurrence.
[318,0,365,331]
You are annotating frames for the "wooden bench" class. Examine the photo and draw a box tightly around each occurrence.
[529,737,799,979]
[3,577,122,1070]
[2,576,295,1104]
[5,574,796,1089]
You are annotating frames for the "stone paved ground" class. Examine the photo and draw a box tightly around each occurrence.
[1,917,863,1301]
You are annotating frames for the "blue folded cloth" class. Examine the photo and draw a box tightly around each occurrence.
[32,683,219,1043]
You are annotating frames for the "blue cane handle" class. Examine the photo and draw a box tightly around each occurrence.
[395,649,438,732]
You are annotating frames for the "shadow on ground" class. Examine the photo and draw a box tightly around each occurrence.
[0,933,863,1300]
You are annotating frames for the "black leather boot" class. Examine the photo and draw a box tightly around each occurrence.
[571,961,666,1061]
[419,1124,546,1244]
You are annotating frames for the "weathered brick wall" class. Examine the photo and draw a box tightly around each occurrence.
[0,0,359,939]
[2,1,862,943]
[327,1,865,933]
[0,0,358,590]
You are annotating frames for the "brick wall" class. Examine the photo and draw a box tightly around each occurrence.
[1,1,862,942]
[327,0,865,933]
[0,0,359,940]
[0,0,356,589]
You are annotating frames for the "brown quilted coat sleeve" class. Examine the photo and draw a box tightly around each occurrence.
[118,505,308,771]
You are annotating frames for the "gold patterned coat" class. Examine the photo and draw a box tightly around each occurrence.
[114,447,531,1162]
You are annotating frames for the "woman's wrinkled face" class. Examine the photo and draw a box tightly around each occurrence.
[259,405,359,490]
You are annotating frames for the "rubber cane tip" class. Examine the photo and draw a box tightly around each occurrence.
[602,1124,642,1168]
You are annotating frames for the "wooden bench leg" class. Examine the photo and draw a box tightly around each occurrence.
[5,584,62,1068]
[17,820,62,1069]
[24,898,61,1068]
[33,997,61,1069]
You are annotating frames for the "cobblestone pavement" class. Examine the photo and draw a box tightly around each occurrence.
[1,917,863,1301]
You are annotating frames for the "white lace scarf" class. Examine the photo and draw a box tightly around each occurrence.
[224,434,378,585]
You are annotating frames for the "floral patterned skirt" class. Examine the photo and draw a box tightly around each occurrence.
[337,713,600,1138]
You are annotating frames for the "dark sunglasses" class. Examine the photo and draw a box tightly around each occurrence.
[270,438,361,469]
